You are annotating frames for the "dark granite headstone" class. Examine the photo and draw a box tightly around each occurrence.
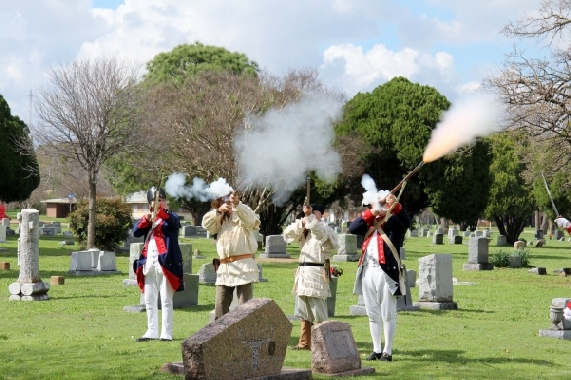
[181,298,292,380]
[311,321,374,376]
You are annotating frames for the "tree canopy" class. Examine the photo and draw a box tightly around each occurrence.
[484,0,571,174]
[0,95,39,203]
[484,132,535,243]
[34,56,142,248]
[334,76,451,218]
[423,139,493,230]
[144,42,259,84]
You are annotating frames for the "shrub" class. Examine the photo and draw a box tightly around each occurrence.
[69,198,133,251]
[490,249,512,267]
[515,248,532,267]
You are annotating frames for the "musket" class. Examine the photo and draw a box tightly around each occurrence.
[541,172,560,217]
[380,160,425,205]
[151,170,165,220]
[390,160,425,195]
[305,173,311,206]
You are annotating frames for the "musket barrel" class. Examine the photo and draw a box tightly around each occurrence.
[391,160,425,194]
[305,174,311,206]
[151,170,164,219]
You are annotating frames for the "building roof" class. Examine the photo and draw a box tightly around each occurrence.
[125,191,147,203]
[41,198,77,204]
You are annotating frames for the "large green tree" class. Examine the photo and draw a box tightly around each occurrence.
[334,77,451,218]
[0,95,39,202]
[108,42,347,235]
[144,42,259,84]
[484,132,535,243]
[423,139,493,231]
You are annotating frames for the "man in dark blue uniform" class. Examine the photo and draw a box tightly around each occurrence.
[133,187,184,342]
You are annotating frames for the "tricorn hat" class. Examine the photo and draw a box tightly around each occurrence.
[310,203,325,214]
[146,187,166,204]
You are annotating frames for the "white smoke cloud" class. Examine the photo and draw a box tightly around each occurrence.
[164,173,233,201]
[423,94,503,162]
[233,93,344,205]
[361,174,390,211]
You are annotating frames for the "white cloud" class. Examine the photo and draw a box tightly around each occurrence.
[322,43,458,95]
[0,0,551,120]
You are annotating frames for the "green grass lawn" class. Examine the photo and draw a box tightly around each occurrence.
[1,223,571,379]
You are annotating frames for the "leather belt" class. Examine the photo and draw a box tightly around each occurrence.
[220,254,253,265]
[298,262,324,267]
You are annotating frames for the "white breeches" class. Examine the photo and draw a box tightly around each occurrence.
[143,264,175,340]
[361,265,397,323]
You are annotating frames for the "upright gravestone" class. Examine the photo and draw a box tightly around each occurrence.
[432,233,444,245]
[311,321,374,376]
[170,298,309,380]
[539,297,571,340]
[160,242,199,308]
[0,225,6,243]
[260,235,290,258]
[124,242,144,286]
[464,236,494,271]
[181,225,197,237]
[257,264,268,283]
[496,235,508,247]
[415,253,457,310]
[8,210,49,301]
[407,228,418,237]
[180,243,193,274]
[68,248,120,276]
[332,234,360,262]
[198,263,217,284]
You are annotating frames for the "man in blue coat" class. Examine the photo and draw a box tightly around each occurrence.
[133,187,184,342]
[349,193,410,361]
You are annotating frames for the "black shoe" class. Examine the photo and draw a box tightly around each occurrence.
[159,338,172,342]
[366,351,382,360]
[136,337,157,342]
[380,352,393,362]
[291,345,310,351]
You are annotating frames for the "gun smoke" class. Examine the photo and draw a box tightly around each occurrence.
[361,174,390,211]
[164,173,233,201]
[233,93,344,205]
[423,95,503,162]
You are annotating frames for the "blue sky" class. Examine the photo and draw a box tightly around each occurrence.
[0,0,542,122]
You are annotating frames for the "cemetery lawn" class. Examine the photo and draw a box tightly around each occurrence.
[1,224,571,379]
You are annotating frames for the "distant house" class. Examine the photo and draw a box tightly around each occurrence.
[125,191,149,219]
[41,198,77,218]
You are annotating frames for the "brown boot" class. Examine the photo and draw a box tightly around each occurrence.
[291,320,312,350]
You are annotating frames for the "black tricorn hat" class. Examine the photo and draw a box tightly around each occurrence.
[147,187,166,204]
[310,203,325,214]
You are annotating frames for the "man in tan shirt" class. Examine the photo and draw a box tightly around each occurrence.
[202,192,260,319]
[283,203,337,350]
